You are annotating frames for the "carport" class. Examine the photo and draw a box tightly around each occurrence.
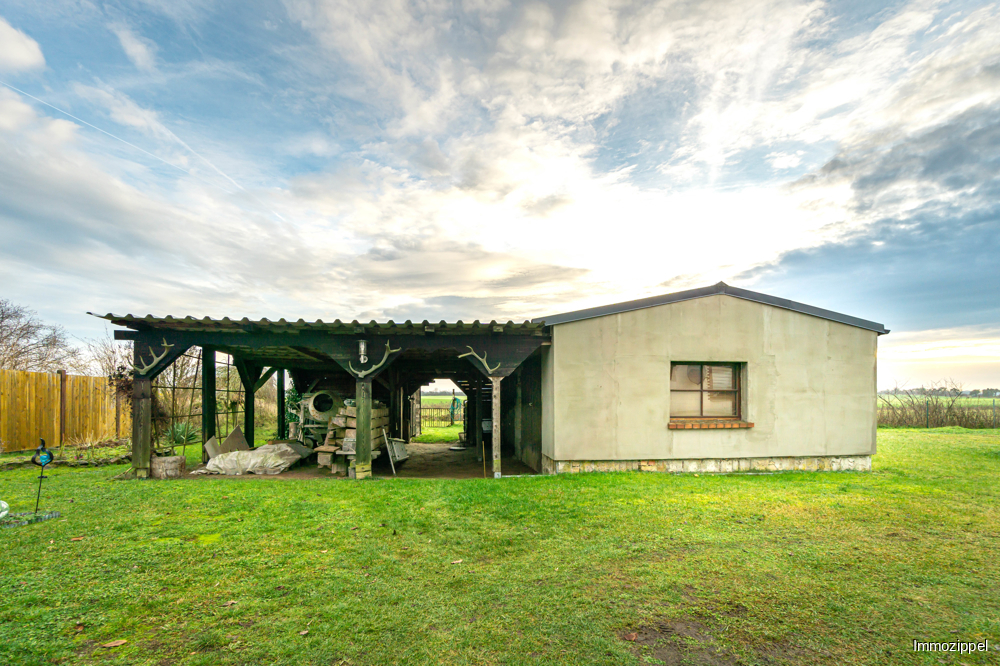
[90,314,549,479]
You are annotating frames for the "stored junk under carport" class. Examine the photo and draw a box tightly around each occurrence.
[90,313,549,479]
[93,281,888,480]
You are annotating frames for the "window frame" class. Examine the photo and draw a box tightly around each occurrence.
[669,362,742,420]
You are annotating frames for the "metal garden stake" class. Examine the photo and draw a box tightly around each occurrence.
[31,439,54,514]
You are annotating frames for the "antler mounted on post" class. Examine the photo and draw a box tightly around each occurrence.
[349,341,401,379]
[459,346,500,374]
[133,338,174,376]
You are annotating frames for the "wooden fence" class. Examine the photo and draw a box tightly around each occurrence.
[0,369,129,452]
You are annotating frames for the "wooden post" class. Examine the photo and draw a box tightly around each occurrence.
[492,376,502,478]
[244,377,255,447]
[355,379,372,479]
[473,382,482,462]
[58,369,67,448]
[131,376,152,478]
[514,371,522,462]
[115,392,121,439]
[276,369,286,439]
[201,347,216,463]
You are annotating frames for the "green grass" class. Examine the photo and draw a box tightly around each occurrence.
[412,424,464,443]
[879,395,999,407]
[421,395,464,407]
[1,428,998,665]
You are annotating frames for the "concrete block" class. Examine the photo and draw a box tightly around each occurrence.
[151,455,185,480]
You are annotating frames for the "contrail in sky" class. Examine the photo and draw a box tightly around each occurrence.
[0,79,287,222]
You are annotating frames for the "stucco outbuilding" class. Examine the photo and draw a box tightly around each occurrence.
[534,282,887,474]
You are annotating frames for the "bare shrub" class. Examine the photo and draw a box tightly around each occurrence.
[0,299,87,373]
[878,382,998,428]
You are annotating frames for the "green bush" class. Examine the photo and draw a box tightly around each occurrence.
[165,422,200,445]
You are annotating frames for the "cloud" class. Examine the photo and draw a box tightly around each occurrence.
[741,96,1000,331]
[0,16,45,72]
[768,151,804,169]
[2,0,998,392]
[110,23,158,71]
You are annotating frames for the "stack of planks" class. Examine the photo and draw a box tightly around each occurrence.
[324,404,390,452]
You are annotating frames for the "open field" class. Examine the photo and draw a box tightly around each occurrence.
[879,395,999,407]
[421,395,464,407]
[1,428,998,665]
[879,394,998,429]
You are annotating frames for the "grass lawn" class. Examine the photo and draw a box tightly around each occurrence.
[0,428,997,665]
[421,396,464,407]
[413,425,464,443]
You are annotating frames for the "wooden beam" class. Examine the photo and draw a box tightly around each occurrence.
[492,376,502,478]
[133,337,192,381]
[234,357,264,448]
[254,366,278,392]
[133,331,548,372]
[355,379,373,479]
[131,375,152,478]
[202,347,216,463]
[290,346,338,364]
[473,381,482,466]
[276,369,286,439]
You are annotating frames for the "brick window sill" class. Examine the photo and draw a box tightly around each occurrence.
[669,420,754,430]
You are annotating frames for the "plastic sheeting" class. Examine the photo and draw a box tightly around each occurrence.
[203,442,303,476]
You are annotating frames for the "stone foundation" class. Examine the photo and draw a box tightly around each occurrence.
[540,454,871,475]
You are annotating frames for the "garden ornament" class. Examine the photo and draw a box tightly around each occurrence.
[31,439,54,513]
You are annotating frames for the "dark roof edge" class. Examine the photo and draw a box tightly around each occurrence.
[531,282,889,334]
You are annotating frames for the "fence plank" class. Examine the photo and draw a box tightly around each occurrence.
[0,369,124,452]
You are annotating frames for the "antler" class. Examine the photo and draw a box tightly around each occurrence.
[133,338,174,376]
[458,346,500,373]
[349,341,401,379]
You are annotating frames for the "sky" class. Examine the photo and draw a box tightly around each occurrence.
[0,0,997,390]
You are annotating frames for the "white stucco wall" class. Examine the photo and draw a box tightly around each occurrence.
[540,294,878,461]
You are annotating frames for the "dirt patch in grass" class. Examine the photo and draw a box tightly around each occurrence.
[621,618,739,665]
[621,617,821,666]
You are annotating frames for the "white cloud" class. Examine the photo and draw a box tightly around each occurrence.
[879,326,1000,389]
[3,0,998,381]
[110,23,158,71]
[0,16,45,72]
[768,151,804,169]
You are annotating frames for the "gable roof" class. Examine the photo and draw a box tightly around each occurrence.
[531,282,889,334]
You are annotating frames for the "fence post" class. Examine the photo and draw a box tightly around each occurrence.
[115,392,121,439]
[994,399,996,430]
[58,369,67,448]
[925,399,930,429]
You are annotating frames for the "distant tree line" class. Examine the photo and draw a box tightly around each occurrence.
[880,386,999,398]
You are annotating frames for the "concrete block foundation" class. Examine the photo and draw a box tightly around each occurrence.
[540,453,871,475]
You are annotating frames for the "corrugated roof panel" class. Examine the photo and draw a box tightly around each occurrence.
[87,312,547,334]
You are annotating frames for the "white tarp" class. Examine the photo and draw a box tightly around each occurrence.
[203,443,303,476]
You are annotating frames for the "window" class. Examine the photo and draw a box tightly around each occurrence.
[670,363,741,419]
